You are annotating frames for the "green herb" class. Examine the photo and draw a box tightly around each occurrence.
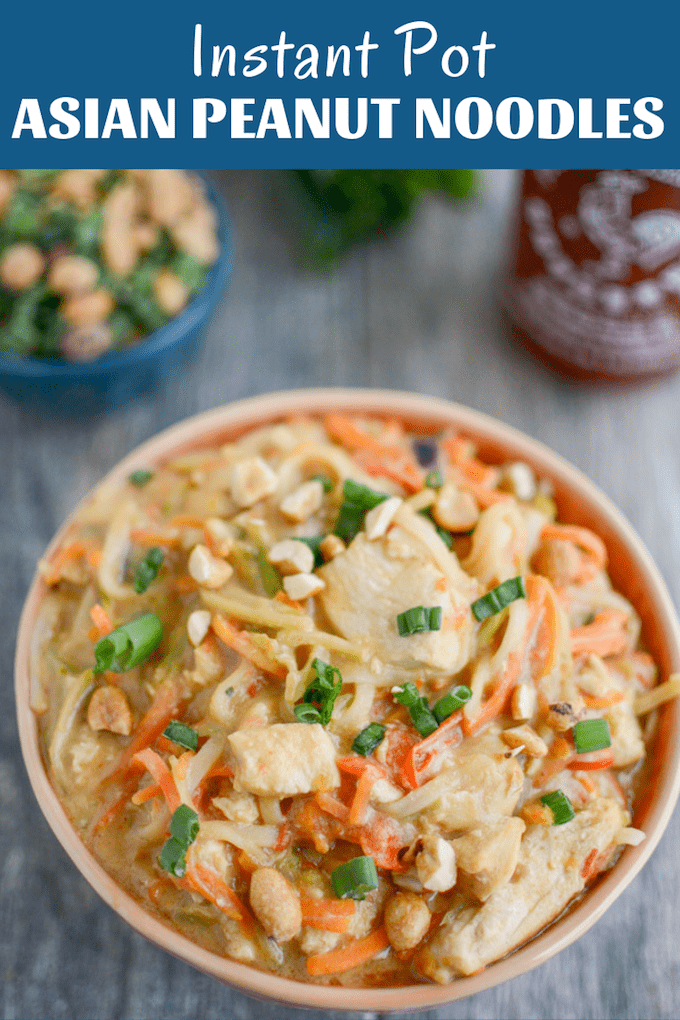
[425,470,443,489]
[93,612,163,674]
[294,659,343,725]
[334,480,388,543]
[573,718,612,755]
[134,547,164,594]
[311,473,333,493]
[129,469,153,487]
[432,685,472,723]
[163,721,199,752]
[331,856,378,900]
[397,605,442,636]
[295,536,325,568]
[393,681,438,738]
[471,576,526,622]
[540,790,575,825]
[352,723,387,757]
[158,805,200,878]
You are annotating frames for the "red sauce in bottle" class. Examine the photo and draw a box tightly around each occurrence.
[505,170,680,382]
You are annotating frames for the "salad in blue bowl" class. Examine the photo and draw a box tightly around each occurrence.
[0,169,233,414]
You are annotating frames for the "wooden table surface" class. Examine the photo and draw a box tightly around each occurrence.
[2,169,680,1020]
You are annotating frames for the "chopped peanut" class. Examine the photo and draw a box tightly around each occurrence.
[319,534,346,561]
[188,544,233,589]
[279,480,324,523]
[267,539,315,576]
[283,573,325,600]
[384,892,431,952]
[432,482,479,532]
[153,269,189,316]
[501,462,536,501]
[416,835,457,892]
[501,724,548,757]
[48,255,99,296]
[511,683,537,721]
[187,609,212,647]
[545,702,578,731]
[0,243,45,292]
[249,867,301,942]
[87,686,133,736]
[231,457,278,508]
[531,539,582,587]
[364,496,403,540]
[61,288,115,328]
[204,518,236,557]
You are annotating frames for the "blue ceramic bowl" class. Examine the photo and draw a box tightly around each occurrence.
[0,173,234,416]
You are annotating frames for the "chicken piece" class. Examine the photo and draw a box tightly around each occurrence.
[228,723,340,797]
[318,532,474,673]
[531,538,582,587]
[250,867,301,942]
[451,817,526,901]
[416,797,626,982]
[86,685,133,736]
[423,752,524,830]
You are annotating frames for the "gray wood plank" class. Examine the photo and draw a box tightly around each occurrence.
[2,169,679,1020]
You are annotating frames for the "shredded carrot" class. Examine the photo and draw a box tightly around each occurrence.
[187,861,255,936]
[324,413,406,459]
[567,753,615,772]
[90,603,114,637]
[348,768,379,826]
[353,449,423,493]
[306,925,390,976]
[131,782,163,806]
[581,689,626,709]
[175,750,194,782]
[86,548,102,569]
[524,574,560,680]
[41,539,93,586]
[133,748,181,812]
[90,784,137,835]
[463,651,522,737]
[521,802,553,825]
[337,756,387,778]
[274,590,304,611]
[170,575,199,594]
[541,523,607,583]
[130,527,181,547]
[169,514,206,528]
[571,609,629,658]
[578,775,597,795]
[237,849,258,875]
[399,711,463,790]
[87,625,99,643]
[301,897,355,933]
[315,791,350,822]
[580,847,609,882]
[111,679,185,780]
[442,437,498,487]
[457,478,512,508]
[211,614,287,679]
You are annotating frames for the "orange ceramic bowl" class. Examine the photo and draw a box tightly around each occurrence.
[15,388,680,1013]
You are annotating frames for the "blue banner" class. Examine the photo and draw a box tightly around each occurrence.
[1,0,676,167]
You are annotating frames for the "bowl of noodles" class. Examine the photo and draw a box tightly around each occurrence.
[15,388,680,1011]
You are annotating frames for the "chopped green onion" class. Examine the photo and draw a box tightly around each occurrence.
[334,480,388,542]
[163,720,199,752]
[170,804,200,845]
[397,605,442,636]
[392,681,438,738]
[331,855,378,900]
[311,473,333,493]
[294,658,343,725]
[158,837,188,878]
[425,470,443,489]
[129,469,153,486]
[471,576,527,622]
[573,718,612,754]
[134,547,164,594]
[159,804,200,877]
[295,535,325,568]
[540,790,575,825]
[352,723,387,757]
[432,685,472,723]
[93,612,163,674]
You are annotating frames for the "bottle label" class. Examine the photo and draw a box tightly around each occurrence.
[509,170,680,375]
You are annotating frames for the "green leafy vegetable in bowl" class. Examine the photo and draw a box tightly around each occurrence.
[0,169,221,362]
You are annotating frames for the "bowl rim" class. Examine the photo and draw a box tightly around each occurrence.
[15,386,680,1013]
[0,171,234,379]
